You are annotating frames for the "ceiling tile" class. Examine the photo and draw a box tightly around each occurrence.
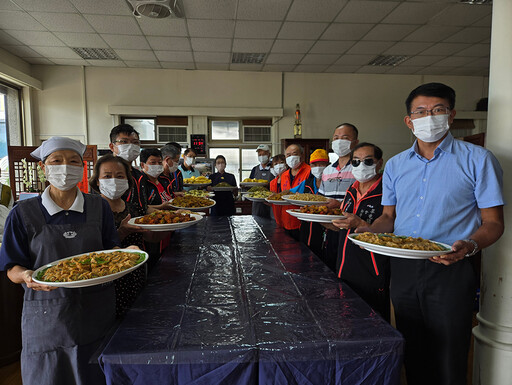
[416,67,453,75]
[271,39,314,54]
[403,25,463,43]
[31,12,94,33]
[114,49,157,61]
[54,32,108,47]
[265,53,304,65]
[232,39,273,52]
[230,63,263,71]
[147,36,190,51]
[69,0,132,15]
[125,61,162,68]
[102,34,150,49]
[137,18,188,37]
[419,42,471,56]
[190,37,232,52]
[234,21,281,39]
[84,14,141,35]
[0,30,23,45]
[87,59,125,67]
[452,44,490,57]
[154,50,193,62]
[2,45,42,57]
[384,42,433,56]
[444,67,483,76]
[444,27,491,44]
[194,52,230,63]
[187,19,235,38]
[324,65,361,73]
[434,56,477,67]
[12,0,78,12]
[262,64,296,72]
[363,24,418,41]
[300,54,339,65]
[294,64,329,72]
[402,55,443,66]
[345,41,394,55]
[467,57,490,67]
[334,54,374,66]
[4,30,65,46]
[473,14,492,27]
[0,1,21,10]
[237,0,292,21]
[356,65,389,74]
[430,4,492,27]
[336,1,399,24]
[286,0,347,22]
[0,11,46,30]
[31,46,81,58]
[51,58,89,66]
[381,2,450,25]
[160,62,195,69]
[385,66,425,75]
[322,23,374,41]
[309,40,354,54]
[195,63,229,70]
[278,22,328,40]
[183,0,236,20]
[25,57,55,64]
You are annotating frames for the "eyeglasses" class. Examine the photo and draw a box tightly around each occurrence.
[410,107,450,119]
[351,158,376,167]
[114,139,141,145]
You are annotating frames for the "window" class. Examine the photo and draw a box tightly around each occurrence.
[241,149,258,181]
[209,148,240,185]
[157,126,187,143]
[244,126,271,142]
[211,121,240,140]
[122,118,155,141]
[121,116,189,145]
[0,82,23,186]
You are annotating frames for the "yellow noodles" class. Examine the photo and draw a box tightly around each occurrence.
[354,232,447,251]
[39,251,143,282]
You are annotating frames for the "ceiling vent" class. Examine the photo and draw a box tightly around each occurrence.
[127,0,184,18]
[232,53,266,64]
[71,47,119,60]
[367,55,409,67]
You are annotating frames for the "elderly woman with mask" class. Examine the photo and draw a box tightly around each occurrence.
[0,137,124,385]
[331,142,390,321]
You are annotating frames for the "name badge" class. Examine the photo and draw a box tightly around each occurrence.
[63,231,77,239]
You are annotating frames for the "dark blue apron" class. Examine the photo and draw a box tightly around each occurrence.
[251,166,273,218]
[18,195,115,385]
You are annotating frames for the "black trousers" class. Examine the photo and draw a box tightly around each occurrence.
[391,258,477,385]
[323,229,339,272]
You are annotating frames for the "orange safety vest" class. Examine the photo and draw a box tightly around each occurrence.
[269,178,284,227]
[280,163,311,230]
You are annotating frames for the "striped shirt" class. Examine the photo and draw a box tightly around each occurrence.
[318,160,355,200]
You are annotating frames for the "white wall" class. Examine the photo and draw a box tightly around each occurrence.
[29,65,489,160]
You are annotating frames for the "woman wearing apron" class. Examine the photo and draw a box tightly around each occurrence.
[0,137,123,385]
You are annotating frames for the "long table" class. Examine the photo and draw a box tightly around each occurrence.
[100,216,403,384]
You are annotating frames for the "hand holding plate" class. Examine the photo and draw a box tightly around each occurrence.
[429,240,469,266]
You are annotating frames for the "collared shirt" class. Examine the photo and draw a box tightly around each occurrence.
[382,133,504,245]
[41,186,84,215]
[249,164,273,181]
[318,160,355,200]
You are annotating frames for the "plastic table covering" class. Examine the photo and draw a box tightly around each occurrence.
[100,216,403,385]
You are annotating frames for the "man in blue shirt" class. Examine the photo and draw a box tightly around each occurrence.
[360,83,504,385]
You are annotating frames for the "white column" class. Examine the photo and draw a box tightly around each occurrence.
[472,0,512,384]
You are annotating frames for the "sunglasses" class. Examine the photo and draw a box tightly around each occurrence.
[351,158,376,167]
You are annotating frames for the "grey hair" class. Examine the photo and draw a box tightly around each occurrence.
[161,143,181,159]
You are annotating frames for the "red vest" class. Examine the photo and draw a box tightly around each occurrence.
[279,163,311,230]
[269,178,284,227]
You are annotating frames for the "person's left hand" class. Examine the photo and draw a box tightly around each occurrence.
[429,240,472,266]
[119,214,148,239]
[332,212,366,230]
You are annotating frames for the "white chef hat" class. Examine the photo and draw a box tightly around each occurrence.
[30,137,87,161]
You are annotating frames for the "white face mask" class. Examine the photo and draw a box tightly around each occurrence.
[286,155,301,170]
[352,163,377,183]
[116,144,140,162]
[272,163,287,176]
[45,165,83,191]
[145,164,164,178]
[311,166,326,180]
[332,139,352,157]
[258,155,269,165]
[99,178,129,200]
[167,159,178,174]
[185,156,196,166]
[412,114,450,143]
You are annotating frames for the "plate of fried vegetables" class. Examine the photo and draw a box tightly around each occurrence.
[286,205,346,223]
[128,210,203,231]
[169,196,216,210]
[347,232,452,259]
[281,193,329,206]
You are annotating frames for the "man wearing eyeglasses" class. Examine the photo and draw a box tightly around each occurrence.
[360,83,504,385]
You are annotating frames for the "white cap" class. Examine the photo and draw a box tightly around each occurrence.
[31,136,87,161]
[256,144,270,152]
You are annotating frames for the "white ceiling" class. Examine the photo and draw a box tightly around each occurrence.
[0,0,492,75]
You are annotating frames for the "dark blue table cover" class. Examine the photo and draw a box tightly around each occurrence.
[100,216,403,384]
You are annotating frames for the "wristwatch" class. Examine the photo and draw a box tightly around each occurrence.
[463,239,479,257]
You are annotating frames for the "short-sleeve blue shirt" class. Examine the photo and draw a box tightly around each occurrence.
[382,133,504,245]
[0,195,120,271]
